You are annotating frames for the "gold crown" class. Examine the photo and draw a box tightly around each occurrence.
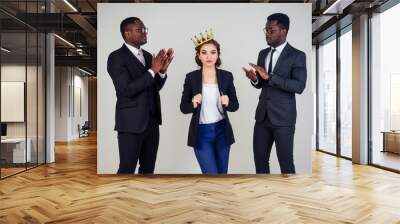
[191,29,214,47]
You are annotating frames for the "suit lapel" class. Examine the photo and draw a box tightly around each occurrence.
[262,48,270,70]
[216,69,223,95]
[194,69,202,95]
[273,43,291,74]
[122,44,146,69]
[143,50,152,70]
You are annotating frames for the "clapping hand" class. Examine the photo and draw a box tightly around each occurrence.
[160,48,174,74]
[249,63,269,80]
[151,49,167,74]
[242,66,257,81]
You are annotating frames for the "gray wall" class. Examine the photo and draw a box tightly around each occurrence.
[55,67,89,141]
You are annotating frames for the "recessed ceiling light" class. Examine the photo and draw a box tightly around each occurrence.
[78,67,93,76]
[322,0,351,15]
[1,47,11,53]
[63,0,78,12]
[54,34,75,48]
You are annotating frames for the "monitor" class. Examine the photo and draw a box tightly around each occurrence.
[1,123,7,137]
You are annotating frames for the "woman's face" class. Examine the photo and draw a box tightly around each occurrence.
[198,43,218,67]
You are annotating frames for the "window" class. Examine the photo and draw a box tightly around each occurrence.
[370,3,400,171]
[317,36,337,155]
[0,1,47,179]
[339,28,352,158]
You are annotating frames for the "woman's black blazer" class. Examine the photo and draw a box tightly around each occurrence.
[180,68,239,147]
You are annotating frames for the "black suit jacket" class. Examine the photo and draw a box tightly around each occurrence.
[180,69,239,147]
[252,43,307,126]
[107,44,167,133]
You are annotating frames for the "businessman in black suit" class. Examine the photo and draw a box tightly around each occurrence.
[243,13,307,174]
[107,17,174,174]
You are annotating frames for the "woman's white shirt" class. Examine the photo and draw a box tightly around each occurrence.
[199,83,224,124]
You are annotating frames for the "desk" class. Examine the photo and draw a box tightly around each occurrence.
[1,138,31,163]
[382,131,400,154]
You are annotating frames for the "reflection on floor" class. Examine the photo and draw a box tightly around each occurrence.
[341,147,352,158]
[373,150,400,171]
[0,163,41,178]
[0,167,25,177]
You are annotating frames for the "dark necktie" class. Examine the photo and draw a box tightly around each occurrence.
[268,48,276,74]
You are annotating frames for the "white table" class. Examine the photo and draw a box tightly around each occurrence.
[1,138,31,163]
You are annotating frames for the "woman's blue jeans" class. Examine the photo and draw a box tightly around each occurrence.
[194,120,230,174]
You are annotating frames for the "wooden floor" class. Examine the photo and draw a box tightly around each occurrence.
[1,135,400,223]
[0,167,26,178]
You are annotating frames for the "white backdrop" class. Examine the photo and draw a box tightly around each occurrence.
[97,3,314,174]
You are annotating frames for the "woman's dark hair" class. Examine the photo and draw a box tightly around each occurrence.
[195,39,221,67]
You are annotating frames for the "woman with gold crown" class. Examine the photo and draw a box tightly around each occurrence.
[180,29,239,174]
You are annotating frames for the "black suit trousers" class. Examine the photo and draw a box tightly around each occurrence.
[253,115,295,174]
[117,116,159,174]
